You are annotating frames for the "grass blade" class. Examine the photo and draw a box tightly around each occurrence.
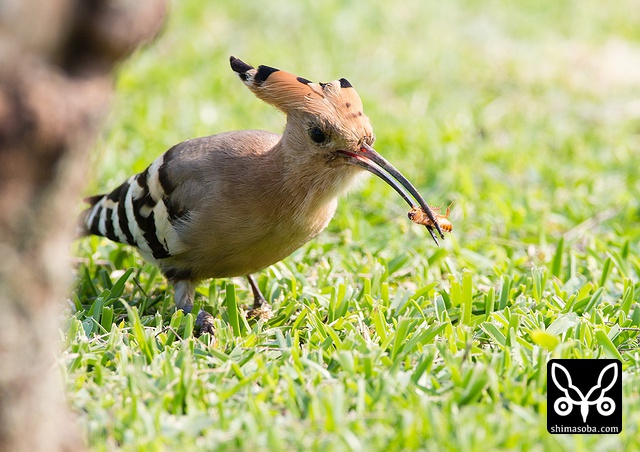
[225,282,241,337]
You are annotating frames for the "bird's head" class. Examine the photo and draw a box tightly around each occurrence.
[230,56,443,243]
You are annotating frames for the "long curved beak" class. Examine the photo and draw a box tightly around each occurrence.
[338,143,444,245]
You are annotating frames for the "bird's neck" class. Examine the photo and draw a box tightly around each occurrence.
[277,137,363,201]
[266,136,365,229]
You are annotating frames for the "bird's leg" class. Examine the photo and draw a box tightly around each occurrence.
[173,280,197,312]
[246,274,272,320]
[174,279,215,335]
[247,274,267,308]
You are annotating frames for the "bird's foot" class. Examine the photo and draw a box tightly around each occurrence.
[246,274,272,319]
[246,302,273,321]
[195,310,216,336]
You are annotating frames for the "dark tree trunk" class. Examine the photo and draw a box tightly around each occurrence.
[0,1,166,450]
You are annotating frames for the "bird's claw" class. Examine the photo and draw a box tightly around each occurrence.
[195,310,216,336]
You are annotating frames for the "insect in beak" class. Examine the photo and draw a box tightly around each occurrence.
[338,142,444,244]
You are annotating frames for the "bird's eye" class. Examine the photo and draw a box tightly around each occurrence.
[309,127,327,144]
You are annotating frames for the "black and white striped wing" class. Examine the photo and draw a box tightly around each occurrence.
[83,150,186,262]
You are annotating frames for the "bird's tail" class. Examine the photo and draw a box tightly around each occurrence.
[77,194,106,237]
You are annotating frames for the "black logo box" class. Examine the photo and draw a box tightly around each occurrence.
[547,359,622,434]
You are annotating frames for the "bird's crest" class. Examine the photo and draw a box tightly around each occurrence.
[230,56,371,139]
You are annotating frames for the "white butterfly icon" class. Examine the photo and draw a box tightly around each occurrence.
[551,362,618,423]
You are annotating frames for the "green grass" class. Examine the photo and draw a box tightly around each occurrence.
[67,0,640,449]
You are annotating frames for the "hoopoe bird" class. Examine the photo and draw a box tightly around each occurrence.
[80,56,444,317]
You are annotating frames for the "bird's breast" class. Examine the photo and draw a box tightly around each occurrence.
[170,185,340,279]
[163,144,363,279]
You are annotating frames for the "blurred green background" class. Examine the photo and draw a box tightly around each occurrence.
[72,0,640,449]
[90,0,640,265]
